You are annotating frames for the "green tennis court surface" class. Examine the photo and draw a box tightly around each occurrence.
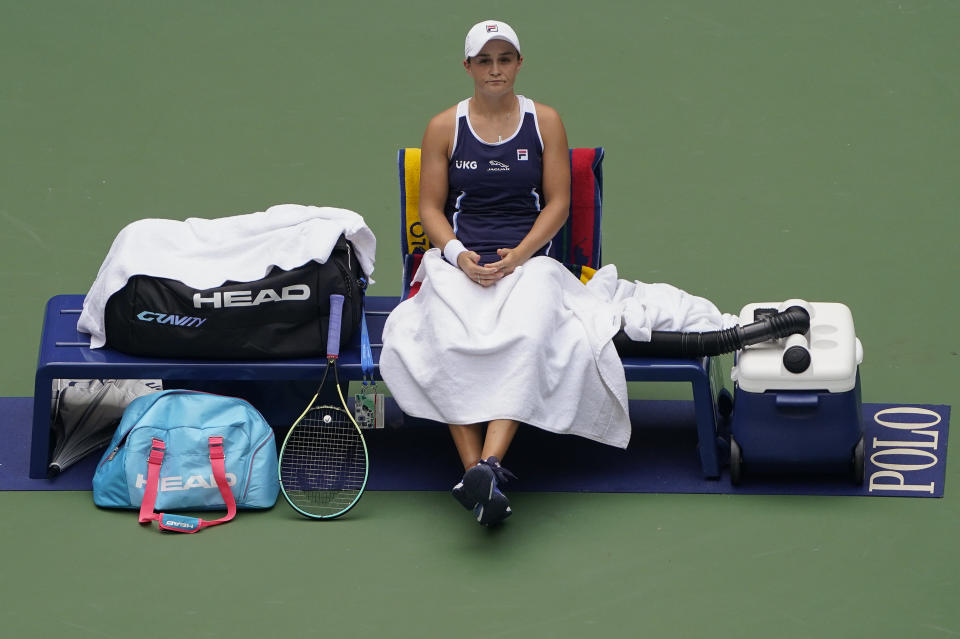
[1,2,957,637]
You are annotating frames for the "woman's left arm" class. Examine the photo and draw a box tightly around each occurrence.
[489,104,570,274]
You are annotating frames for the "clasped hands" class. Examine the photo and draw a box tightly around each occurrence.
[456,248,524,287]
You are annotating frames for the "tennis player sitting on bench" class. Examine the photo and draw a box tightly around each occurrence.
[384,20,581,527]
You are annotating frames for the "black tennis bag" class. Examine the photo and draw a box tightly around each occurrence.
[103,235,365,360]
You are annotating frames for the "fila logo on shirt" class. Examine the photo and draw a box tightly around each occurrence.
[517,149,528,161]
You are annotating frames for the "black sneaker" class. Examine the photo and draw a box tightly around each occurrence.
[451,480,475,511]
[462,457,516,527]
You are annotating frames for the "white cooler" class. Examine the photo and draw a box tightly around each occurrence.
[728,300,864,484]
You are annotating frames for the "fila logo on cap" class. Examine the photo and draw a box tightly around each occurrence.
[486,24,498,32]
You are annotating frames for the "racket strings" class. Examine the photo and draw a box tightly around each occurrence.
[279,406,367,516]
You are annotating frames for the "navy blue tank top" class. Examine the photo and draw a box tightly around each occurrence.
[445,96,546,264]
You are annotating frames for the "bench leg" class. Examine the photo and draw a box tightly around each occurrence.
[691,367,721,479]
[29,373,53,479]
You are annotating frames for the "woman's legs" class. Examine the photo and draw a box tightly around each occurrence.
[448,419,519,470]
[449,420,519,526]
[481,419,519,463]
[448,423,484,470]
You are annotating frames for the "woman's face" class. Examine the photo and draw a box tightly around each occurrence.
[464,40,522,95]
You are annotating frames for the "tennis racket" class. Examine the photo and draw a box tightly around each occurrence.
[279,294,369,519]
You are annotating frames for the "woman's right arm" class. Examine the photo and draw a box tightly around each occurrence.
[419,109,458,250]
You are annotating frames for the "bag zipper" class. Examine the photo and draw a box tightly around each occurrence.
[102,428,133,465]
[98,390,227,467]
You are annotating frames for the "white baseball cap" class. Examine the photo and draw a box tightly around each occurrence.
[464,20,521,59]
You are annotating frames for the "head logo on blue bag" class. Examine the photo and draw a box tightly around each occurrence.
[134,472,238,492]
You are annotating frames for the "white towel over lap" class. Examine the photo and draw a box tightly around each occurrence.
[379,250,632,449]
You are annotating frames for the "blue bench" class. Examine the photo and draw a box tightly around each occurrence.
[30,294,723,479]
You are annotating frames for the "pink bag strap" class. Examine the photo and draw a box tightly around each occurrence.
[138,436,237,533]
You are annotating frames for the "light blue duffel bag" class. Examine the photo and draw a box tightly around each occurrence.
[93,389,279,533]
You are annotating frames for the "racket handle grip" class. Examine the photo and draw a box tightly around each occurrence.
[327,294,344,358]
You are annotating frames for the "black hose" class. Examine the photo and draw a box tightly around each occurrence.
[613,305,810,358]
